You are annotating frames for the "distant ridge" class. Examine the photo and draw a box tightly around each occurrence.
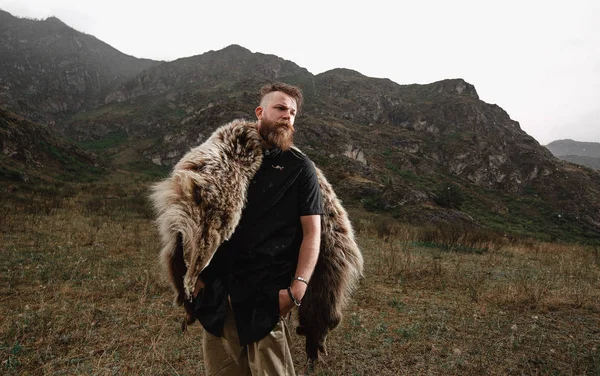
[545,139,600,171]
[546,139,600,157]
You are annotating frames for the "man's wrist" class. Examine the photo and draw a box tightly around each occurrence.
[287,287,302,307]
[290,281,307,301]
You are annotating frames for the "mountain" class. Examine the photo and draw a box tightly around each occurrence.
[58,44,312,142]
[58,46,600,241]
[0,106,98,181]
[553,155,600,170]
[1,12,599,242]
[545,139,600,171]
[546,139,600,157]
[0,10,161,121]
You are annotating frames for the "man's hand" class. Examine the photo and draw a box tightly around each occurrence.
[193,276,205,298]
[183,276,204,331]
[278,280,308,316]
[279,289,295,316]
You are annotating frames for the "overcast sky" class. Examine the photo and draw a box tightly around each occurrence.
[1,0,599,144]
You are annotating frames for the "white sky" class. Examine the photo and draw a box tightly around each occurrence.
[1,0,599,144]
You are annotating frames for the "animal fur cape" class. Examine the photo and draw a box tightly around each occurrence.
[150,119,363,360]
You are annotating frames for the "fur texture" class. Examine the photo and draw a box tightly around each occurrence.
[296,167,364,359]
[150,119,363,361]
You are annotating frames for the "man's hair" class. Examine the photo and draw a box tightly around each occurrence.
[259,82,303,112]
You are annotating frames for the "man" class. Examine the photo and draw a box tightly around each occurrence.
[151,83,362,375]
[193,83,322,375]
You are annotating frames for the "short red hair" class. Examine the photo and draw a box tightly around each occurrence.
[259,82,303,113]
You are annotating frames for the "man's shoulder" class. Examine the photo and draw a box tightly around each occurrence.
[281,148,320,182]
[277,148,317,176]
[286,147,313,165]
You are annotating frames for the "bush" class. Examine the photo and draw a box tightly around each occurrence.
[434,183,465,209]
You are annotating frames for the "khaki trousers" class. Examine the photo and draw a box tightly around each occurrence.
[202,302,295,376]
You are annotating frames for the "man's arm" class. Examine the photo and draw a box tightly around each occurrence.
[279,214,321,315]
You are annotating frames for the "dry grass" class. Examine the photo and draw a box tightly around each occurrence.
[1,175,599,375]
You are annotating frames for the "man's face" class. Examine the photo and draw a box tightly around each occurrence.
[255,91,297,151]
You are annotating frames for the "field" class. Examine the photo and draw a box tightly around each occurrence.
[1,172,599,375]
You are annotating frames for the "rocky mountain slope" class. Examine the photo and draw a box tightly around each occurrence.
[0,106,98,181]
[553,155,600,170]
[0,10,161,121]
[546,139,600,170]
[58,46,600,241]
[1,13,598,242]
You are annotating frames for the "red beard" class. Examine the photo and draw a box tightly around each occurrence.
[259,118,294,151]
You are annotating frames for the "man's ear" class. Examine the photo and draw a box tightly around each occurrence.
[255,106,263,120]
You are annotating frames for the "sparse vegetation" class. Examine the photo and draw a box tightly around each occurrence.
[1,177,598,375]
[433,183,465,209]
[2,18,599,374]
[77,129,129,151]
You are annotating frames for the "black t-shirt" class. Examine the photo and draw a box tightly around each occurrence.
[195,147,323,345]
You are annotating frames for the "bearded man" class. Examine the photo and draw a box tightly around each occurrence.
[194,83,322,375]
[152,83,363,376]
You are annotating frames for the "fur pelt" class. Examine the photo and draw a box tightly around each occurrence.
[150,119,363,361]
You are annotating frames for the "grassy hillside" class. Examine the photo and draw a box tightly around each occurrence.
[0,107,103,183]
[1,173,598,375]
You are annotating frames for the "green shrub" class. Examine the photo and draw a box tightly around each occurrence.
[434,183,465,209]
